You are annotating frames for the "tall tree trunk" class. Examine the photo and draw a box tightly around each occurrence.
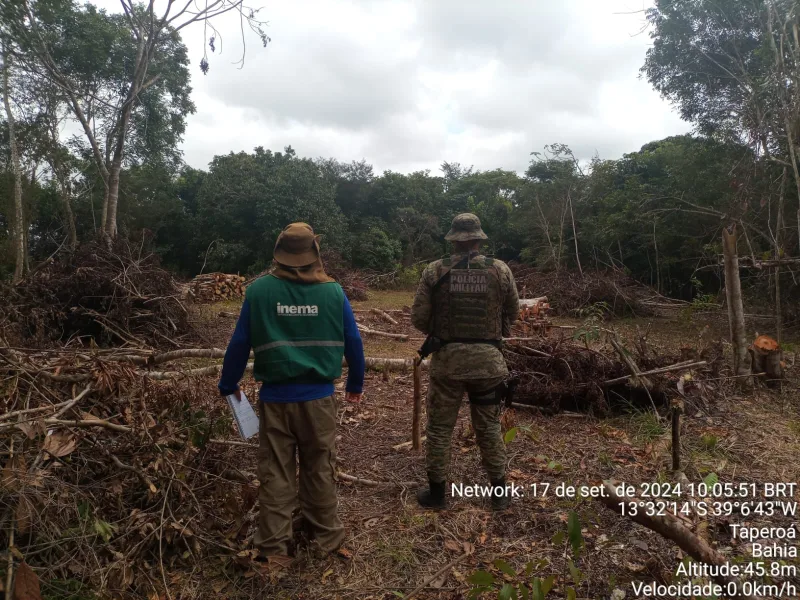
[653,220,661,293]
[2,44,26,283]
[62,183,77,250]
[722,225,752,386]
[104,161,122,238]
[568,190,582,275]
[775,169,786,343]
[102,97,135,239]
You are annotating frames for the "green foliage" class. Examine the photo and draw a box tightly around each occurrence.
[467,514,583,599]
[573,302,611,347]
[703,472,720,488]
[503,427,518,444]
[353,226,401,272]
[41,578,99,600]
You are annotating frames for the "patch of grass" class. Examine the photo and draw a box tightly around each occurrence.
[598,451,614,469]
[375,537,418,566]
[352,290,414,311]
[701,433,719,452]
[628,411,666,442]
[361,337,418,359]
[788,421,800,437]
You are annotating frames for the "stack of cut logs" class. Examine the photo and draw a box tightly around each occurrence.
[189,272,246,303]
[517,296,551,334]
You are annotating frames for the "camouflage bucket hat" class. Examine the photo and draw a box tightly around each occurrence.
[444,213,488,242]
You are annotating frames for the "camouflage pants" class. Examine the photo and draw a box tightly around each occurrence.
[254,396,344,556]
[425,375,506,483]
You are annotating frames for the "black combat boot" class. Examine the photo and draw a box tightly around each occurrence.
[490,478,511,511]
[417,480,446,509]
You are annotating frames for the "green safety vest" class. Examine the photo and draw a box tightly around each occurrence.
[246,275,345,384]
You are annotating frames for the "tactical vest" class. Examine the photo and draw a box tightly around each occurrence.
[431,255,503,342]
[245,275,345,384]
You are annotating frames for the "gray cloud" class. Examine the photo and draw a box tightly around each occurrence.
[168,0,689,174]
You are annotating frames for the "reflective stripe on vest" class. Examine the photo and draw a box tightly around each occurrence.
[254,340,345,353]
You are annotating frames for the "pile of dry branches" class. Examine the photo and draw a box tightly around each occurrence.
[509,264,685,317]
[504,331,723,416]
[0,242,189,348]
[0,345,262,598]
[320,250,368,301]
[189,273,246,303]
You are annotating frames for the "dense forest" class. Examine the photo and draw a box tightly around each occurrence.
[2,0,800,307]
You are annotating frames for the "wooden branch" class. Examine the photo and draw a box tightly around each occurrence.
[143,364,230,380]
[603,360,707,386]
[403,552,471,600]
[44,418,131,433]
[599,481,761,600]
[393,436,426,451]
[509,344,553,358]
[609,335,652,390]
[37,371,91,383]
[0,383,91,422]
[370,308,399,326]
[671,399,683,472]
[336,471,418,488]
[357,326,409,341]
[208,439,257,449]
[123,348,227,366]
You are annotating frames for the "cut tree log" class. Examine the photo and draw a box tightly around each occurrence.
[189,273,246,303]
[357,326,409,341]
[722,226,753,387]
[749,335,783,389]
[599,481,761,600]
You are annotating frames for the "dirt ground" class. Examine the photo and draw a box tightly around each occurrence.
[186,291,800,600]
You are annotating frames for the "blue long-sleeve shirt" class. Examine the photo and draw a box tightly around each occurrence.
[218,296,365,402]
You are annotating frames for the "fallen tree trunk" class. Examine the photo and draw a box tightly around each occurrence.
[602,360,706,386]
[599,481,761,600]
[370,308,399,326]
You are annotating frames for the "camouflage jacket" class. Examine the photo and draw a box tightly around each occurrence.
[411,253,519,380]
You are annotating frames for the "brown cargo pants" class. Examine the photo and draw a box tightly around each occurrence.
[254,395,344,556]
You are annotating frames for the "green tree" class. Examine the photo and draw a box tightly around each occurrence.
[3,0,269,239]
[195,147,348,274]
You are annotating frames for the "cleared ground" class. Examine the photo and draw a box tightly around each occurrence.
[192,290,800,600]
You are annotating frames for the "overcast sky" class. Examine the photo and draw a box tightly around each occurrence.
[100,0,690,175]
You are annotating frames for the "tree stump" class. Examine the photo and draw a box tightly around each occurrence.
[750,335,783,389]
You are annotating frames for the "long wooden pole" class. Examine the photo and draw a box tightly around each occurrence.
[412,357,422,451]
[671,399,683,472]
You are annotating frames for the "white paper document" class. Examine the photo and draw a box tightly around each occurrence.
[225,392,259,440]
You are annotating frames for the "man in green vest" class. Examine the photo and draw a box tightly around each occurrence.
[411,213,519,510]
[219,223,365,564]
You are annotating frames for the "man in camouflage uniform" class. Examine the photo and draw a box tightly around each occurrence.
[411,213,519,510]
